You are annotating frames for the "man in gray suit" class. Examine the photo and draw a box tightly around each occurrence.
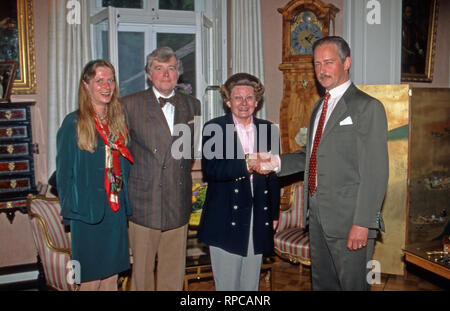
[256,36,388,290]
[122,47,201,290]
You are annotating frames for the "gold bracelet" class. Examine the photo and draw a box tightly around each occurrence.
[245,154,253,174]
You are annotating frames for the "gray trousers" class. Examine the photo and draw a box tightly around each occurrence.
[309,195,375,291]
[209,210,262,291]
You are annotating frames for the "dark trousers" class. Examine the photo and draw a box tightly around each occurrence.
[308,195,375,291]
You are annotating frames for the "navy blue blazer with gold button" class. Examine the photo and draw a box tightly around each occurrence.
[198,113,280,256]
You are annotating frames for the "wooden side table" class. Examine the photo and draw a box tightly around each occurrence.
[403,240,450,280]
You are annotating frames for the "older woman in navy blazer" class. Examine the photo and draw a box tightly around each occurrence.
[198,73,280,291]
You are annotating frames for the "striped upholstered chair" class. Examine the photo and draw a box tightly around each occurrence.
[273,182,310,272]
[27,194,77,291]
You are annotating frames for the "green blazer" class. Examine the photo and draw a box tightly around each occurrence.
[56,111,132,224]
[279,84,388,238]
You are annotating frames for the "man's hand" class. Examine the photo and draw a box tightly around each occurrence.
[347,225,369,251]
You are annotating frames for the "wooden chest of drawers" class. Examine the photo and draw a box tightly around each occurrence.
[0,102,37,223]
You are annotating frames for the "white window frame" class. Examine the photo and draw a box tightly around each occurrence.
[91,0,205,18]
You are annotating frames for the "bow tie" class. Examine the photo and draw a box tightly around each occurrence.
[159,96,175,108]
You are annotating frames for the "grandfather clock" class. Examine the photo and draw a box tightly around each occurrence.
[278,0,339,209]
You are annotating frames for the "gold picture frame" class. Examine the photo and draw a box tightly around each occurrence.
[0,0,36,94]
[401,0,439,83]
[0,61,18,102]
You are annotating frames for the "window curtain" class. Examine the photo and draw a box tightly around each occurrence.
[47,0,92,176]
[231,0,265,119]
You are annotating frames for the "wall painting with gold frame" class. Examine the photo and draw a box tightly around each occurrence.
[0,0,36,95]
[401,0,439,83]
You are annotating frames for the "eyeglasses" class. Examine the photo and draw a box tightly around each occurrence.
[232,95,256,103]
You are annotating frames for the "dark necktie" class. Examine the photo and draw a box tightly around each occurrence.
[159,96,175,108]
[308,92,330,196]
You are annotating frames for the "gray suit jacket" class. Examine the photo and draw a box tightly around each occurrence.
[122,88,201,230]
[279,83,388,238]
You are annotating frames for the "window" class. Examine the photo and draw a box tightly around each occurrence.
[117,30,145,96]
[99,0,196,11]
[90,0,226,123]
[159,0,194,11]
[157,32,196,97]
[101,0,144,9]
[92,20,109,60]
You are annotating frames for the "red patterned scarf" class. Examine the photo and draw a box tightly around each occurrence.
[93,115,133,212]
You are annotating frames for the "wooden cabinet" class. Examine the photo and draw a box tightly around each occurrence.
[350,85,449,275]
[0,102,37,223]
[407,88,449,244]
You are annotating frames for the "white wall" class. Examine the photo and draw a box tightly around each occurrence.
[344,0,402,85]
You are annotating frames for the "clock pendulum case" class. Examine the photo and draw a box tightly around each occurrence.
[278,0,339,209]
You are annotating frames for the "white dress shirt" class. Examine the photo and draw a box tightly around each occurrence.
[153,86,175,135]
[310,80,352,155]
[233,115,255,155]
[266,81,352,173]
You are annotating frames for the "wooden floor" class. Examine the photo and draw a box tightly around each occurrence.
[186,256,449,291]
[7,255,448,291]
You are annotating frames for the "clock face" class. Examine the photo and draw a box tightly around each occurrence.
[290,11,323,56]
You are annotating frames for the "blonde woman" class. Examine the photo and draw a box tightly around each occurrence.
[56,60,133,290]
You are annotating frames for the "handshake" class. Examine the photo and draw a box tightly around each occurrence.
[245,152,281,175]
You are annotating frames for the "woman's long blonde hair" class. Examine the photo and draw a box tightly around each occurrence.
[77,60,129,152]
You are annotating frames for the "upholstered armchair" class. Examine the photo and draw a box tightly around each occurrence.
[273,182,311,272]
[26,194,77,291]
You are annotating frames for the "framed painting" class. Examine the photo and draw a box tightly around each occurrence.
[0,0,36,94]
[0,61,18,102]
[401,0,439,83]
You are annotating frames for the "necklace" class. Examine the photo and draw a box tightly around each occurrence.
[97,114,107,122]
[94,108,108,123]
